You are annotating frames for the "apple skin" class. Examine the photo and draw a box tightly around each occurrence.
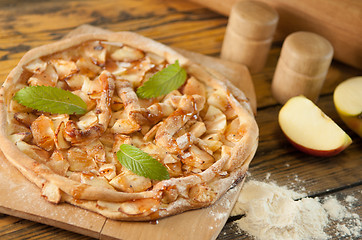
[283,133,352,157]
[279,96,352,157]
[336,113,362,138]
[333,76,362,138]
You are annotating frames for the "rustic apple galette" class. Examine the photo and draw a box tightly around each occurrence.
[0,32,258,220]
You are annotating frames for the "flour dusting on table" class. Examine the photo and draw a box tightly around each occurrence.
[231,180,361,240]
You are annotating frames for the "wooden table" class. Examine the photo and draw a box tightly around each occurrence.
[0,0,361,239]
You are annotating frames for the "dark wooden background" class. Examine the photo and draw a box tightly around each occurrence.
[0,0,361,239]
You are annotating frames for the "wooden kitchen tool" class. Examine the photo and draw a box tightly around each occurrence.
[190,0,362,70]
[221,1,278,73]
[0,25,256,240]
[271,31,333,104]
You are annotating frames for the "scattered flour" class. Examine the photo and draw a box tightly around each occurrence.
[207,185,236,230]
[287,174,306,192]
[336,223,351,237]
[265,173,271,180]
[322,196,361,238]
[323,197,348,220]
[346,195,357,204]
[231,180,361,240]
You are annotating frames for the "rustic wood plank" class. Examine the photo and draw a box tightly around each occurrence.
[0,214,93,240]
[0,215,19,228]
[0,0,360,239]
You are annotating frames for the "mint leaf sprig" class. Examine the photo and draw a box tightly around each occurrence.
[14,86,87,115]
[117,144,170,181]
[136,60,187,99]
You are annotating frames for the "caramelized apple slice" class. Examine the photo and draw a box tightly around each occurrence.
[50,59,79,80]
[14,112,37,128]
[66,74,89,90]
[28,64,58,87]
[118,198,159,216]
[207,89,228,112]
[31,115,55,151]
[54,121,70,150]
[201,133,223,152]
[47,150,70,176]
[16,140,50,163]
[183,77,206,98]
[98,164,117,180]
[67,147,97,172]
[24,58,47,74]
[41,182,61,204]
[83,140,106,163]
[109,169,152,193]
[225,118,244,142]
[111,46,144,62]
[204,105,227,134]
[80,173,114,189]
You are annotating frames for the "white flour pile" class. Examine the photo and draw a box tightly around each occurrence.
[231,180,361,240]
[323,196,361,238]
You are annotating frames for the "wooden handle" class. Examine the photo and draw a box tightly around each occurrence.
[189,0,362,70]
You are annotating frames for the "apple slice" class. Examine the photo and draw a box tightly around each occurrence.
[279,96,352,157]
[333,76,362,138]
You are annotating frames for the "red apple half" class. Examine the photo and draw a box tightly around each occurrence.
[279,96,352,157]
[333,76,362,138]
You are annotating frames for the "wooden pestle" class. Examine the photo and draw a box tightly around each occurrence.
[271,32,334,104]
[220,1,278,73]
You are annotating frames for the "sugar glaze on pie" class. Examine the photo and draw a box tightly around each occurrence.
[0,32,258,220]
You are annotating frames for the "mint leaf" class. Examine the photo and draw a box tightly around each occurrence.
[117,144,170,180]
[137,60,187,98]
[14,86,87,115]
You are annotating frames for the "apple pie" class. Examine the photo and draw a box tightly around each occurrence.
[0,32,258,220]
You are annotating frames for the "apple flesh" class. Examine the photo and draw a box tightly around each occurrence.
[279,96,352,157]
[333,76,362,138]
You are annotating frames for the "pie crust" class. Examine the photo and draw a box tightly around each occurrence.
[0,32,258,220]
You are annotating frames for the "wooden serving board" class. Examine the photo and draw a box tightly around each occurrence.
[0,25,256,240]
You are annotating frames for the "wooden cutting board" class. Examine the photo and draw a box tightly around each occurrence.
[0,25,256,240]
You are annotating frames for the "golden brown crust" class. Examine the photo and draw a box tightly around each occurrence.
[0,32,258,220]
